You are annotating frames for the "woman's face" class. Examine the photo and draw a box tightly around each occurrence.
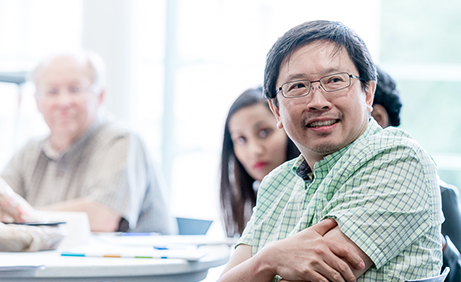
[229,103,289,181]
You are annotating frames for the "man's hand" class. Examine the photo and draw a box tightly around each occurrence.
[0,178,37,222]
[256,219,365,282]
[219,218,370,282]
[0,223,66,252]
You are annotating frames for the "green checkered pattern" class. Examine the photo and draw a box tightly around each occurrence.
[238,119,444,281]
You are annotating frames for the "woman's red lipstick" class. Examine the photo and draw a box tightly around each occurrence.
[254,162,268,170]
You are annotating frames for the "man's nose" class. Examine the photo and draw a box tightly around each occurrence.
[307,82,331,110]
[55,90,73,106]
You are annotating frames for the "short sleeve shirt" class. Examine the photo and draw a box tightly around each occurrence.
[238,119,444,281]
[1,117,175,234]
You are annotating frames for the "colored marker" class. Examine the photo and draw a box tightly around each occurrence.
[61,252,168,259]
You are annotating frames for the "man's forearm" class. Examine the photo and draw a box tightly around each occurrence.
[38,199,121,232]
[323,225,373,278]
[218,244,278,282]
[219,260,276,282]
[219,219,364,282]
[220,221,383,282]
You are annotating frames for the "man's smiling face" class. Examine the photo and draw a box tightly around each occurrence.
[269,40,375,166]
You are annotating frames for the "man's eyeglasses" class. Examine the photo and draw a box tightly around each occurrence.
[36,85,96,99]
[276,72,362,98]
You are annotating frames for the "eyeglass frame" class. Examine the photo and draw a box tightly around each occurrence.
[275,72,362,99]
[35,83,99,99]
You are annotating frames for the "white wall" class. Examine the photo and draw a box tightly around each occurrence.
[0,0,382,237]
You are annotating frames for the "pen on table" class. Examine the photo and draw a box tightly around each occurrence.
[61,252,169,259]
[153,244,199,250]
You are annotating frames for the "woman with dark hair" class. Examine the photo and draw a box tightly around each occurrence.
[220,87,299,237]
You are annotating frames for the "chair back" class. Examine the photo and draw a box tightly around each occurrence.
[405,267,450,282]
[176,217,213,235]
[442,235,461,282]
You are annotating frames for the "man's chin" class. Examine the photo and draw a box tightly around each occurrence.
[52,126,79,137]
[310,143,343,155]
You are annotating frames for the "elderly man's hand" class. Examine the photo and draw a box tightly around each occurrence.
[0,178,37,222]
[0,223,66,252]
[256,219,365,282]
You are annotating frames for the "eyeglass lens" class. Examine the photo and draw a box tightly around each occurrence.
[281,72,351,98]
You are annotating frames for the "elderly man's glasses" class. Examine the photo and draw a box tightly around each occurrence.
[276,72,361,98]
[36,85,96,99]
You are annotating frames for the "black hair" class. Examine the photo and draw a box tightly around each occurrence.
[219,87,300,237]
[263,20,377,105]
[374,67,402,126]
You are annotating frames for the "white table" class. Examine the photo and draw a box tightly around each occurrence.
[0,235,231,282]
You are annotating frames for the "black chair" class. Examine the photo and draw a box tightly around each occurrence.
[443,236,461,282]
[440,181,461,282]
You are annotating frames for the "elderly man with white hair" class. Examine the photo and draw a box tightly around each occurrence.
[0,51,175,234]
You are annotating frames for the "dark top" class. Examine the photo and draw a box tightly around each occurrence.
[440,180,461,282]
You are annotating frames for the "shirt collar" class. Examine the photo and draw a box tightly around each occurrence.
[292,118,382,181]
[293,155,314,182]
[42,117,104,161]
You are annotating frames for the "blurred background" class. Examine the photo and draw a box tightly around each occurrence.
[0,0,460,238]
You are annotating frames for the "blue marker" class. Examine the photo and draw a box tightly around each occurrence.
[120,232,158,236]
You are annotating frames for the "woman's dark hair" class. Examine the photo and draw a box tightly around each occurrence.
[373,66,402,126]
[263,20,377,104]
[220,87,300,237]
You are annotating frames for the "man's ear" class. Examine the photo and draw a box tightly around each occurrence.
[98,89,105,105]
[365,80,376,112]
[268,98,283,129]
[371,104,390,128]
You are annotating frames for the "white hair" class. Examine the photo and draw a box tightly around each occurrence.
[30,50,106,92]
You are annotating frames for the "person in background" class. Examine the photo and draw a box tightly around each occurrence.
[0,179,65,252]
[372,66,461,282]
[219,20,443,282]
[370,66,402,128]
[0,51,175,234]
[220,87,300,237]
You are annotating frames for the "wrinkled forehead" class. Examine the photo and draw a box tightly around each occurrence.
[34,55,94,85]
[281,40,350,70]
[277,40,355,85]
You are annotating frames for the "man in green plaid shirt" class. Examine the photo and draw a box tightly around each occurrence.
[218,20,443,282]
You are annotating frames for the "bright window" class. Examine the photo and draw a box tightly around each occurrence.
[380,0,461,188]
[2,1,458,242]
